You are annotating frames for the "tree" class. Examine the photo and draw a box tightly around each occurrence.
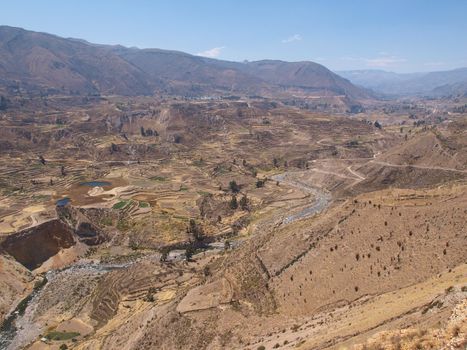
[273,157,279,167]
[374,121,382,129]
[185,246,195,261]
[239,194,249,211]
[160,248,169,262]
[229,195,238,210]
[187,219,203,241]
[256,179,265,188]
[0,96,7,111]
[229,180,240,193]
[110,143,119,153]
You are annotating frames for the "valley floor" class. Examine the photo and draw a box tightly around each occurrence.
[0,96,465,350]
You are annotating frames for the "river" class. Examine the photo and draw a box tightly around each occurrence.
[0,171,331,349]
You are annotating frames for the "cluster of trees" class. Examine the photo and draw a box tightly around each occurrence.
[187,218,204,241]
[229,194,249,210]
[227,181,251,210]
[452,104,467,114]
[140,126,158,137]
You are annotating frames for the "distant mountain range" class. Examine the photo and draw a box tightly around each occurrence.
[0,26,368,100]
[338,68,467,97]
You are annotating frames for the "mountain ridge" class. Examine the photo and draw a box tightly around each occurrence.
[338,68,467,97]
[0,25,368,99]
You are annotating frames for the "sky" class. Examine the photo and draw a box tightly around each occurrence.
[1,0,466,73]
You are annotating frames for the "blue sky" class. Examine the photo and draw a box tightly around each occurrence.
[1,0,466,73]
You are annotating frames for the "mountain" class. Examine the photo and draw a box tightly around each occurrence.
[338,68,467,97]
[242,60,369,99]
[0,26,152,96]
[109,46,269,96]
[0,26,369,99]
[431,81,467,97]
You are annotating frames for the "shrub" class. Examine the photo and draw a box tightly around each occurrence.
[239,195,249,210]
[229,180,240,193]
[229,195,238,210]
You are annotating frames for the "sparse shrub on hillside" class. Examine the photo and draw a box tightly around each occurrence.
[257,346,265,350]
[256,179,265,188]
